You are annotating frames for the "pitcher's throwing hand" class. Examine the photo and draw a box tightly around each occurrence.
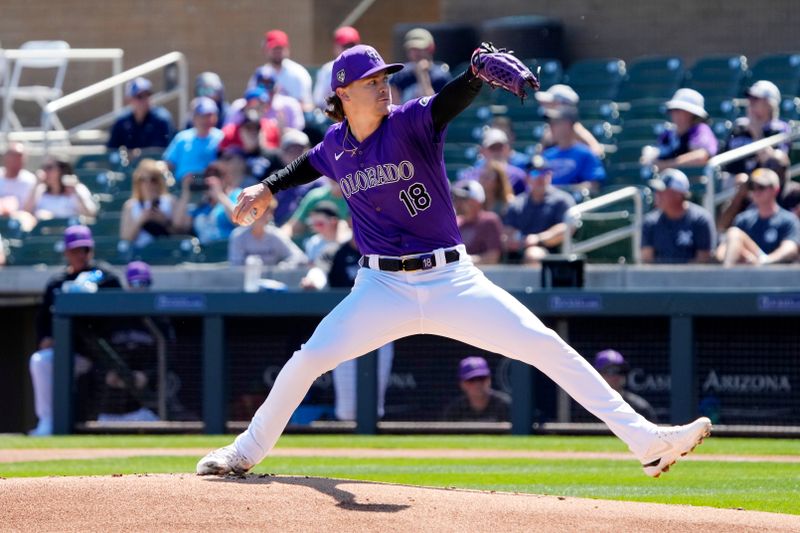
[233,183,273,226]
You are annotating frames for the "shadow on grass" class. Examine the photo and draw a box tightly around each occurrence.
[205,474,411,513]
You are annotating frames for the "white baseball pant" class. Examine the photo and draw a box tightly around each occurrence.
[235,245,659,463]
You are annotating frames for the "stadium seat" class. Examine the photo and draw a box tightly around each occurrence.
[683,55,748,99]
[75,168,118,194]
[445,163,472,182]
[563,58,626,101]
[0,216,24,240]
[89,211,122,237]
[92,235,130,264]
[619,98,667,121]
[445,119,487,143]
[192,239,229,263]
[522,58,564,90]
[129,235,200,265]
[6,236,62,265]
[74,153,115,171]
[613,119,668,145]
[604,162,653,187]
[747,53,800,97]
[780,96,800,120]
[616,56,684,102]
[29,217,80,237]
[577,100,619,122]
[510,120,543,142]
[443,143,479,165]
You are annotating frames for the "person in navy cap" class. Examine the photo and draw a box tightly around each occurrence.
[442,356,511,422]
[594,349,658,423]
[107,77,175,150]
[28,225,122,436]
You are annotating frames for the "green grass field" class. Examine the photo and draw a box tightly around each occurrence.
[2,434,798,515]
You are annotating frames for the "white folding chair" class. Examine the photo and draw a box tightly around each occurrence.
[1,40,70,131]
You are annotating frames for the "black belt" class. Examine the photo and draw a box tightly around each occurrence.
[360,249,461,272]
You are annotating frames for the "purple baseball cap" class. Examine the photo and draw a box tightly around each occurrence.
[593,349,627,372]
[63,225,94,250]
[459,356,491,381]
[126,261,152,288]
[330,44,403,92]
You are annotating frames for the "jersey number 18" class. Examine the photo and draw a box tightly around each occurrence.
[398,183,432,217]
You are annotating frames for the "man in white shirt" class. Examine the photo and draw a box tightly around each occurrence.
[313,26,361,110]
[0,143,36,217]
[248,29,313,112]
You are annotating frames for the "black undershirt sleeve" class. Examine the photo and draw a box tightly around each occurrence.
[431,70,484,132]
[260,151,323,193]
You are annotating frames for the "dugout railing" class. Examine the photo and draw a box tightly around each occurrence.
[51,289,800,436]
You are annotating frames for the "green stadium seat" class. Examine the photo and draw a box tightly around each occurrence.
[683,55,748,99]
[74,153,115,171]
[779,97,800,120]
[6,236,63,265]
[522,58,563,90]
[443,143,479,166]
[89,211,122,237]
[604,162,652,188]
[445,163,472,182]
[605,141,647,165]
[613,119,667,145]
[129,235,200,265]
[92,235,130,264]
[445,120,486,143]
[619,98,667,121]
[0,216,24,240]
[616,56,684,102]
[577,99,620,122]
[747,53,800,97]
[29,217,80,237]
[571,216,635,264]
[563,58,626,101]
[510,120,543,143]
[192,239,229,263]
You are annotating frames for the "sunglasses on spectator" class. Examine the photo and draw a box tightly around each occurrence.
[750,184,772,191]
[132,92,151,100]
[139,175,161,184]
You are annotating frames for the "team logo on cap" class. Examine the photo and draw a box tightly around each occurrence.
[366,48,380,61]
[337,69,346,83]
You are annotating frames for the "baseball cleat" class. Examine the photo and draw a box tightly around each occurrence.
[640,416,711,478]
[196,444,254,476]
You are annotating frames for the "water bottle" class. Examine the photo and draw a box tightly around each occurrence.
[244,255,263,293]
[65,269,104,293]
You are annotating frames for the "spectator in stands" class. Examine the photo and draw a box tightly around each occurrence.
[641,169,715,264]
[248,29,313,112]
[452,181,503,265]
[303,201,345,263]
[442,356,510,422]
[107,77,175,151]
[0,142,36,216]
[228,196,307,267]
[593,350,657,423]
[718,152,800,230]
[255,71,305,131]
[715,168,800,266]
[390,28,453,103]
[28,225,123,436]
[535,84,605,157]
[163,97,224,183]
[120,159,179,248]
[723,80,791,174]
[476,159,515,217]
[641,88,718,171]
[487,116,531,171]
[173,161,242,244]
[23,156,98,221]
[282,177,349,242]
[542,106,606,193]
[221,93,280,152]
[462,128,527,195]
[272,129,325,226]
[313,26,361,110]
[504,156,575,266]
[193,72,229,129]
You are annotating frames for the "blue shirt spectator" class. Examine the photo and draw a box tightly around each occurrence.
[390,28,453,103]
[733,207,800,254]
[543,143,606,187]
[107,77,174,150]
[163,97,223,181]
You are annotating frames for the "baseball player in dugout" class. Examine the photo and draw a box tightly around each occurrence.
[197,42,710,479]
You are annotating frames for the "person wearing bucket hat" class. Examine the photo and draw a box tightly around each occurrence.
[390,28,453,104]
[641,168,716,264]
[722,80,791,176]
[716,167,800,266]
[644,88,718,172]
[28,225,123,436]
[248,29,313,112]
[108,77,175,150]
[198,42,712,479]
[442,356,511,421]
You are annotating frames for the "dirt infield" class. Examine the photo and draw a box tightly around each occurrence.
[2,473,799,532]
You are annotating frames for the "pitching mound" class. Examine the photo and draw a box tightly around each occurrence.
[1,474,797,532]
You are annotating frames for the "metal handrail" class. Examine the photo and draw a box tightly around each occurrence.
[702,125,800,214]
[1,48,125,134]
[562,186,643,264]
[41,51,187,152]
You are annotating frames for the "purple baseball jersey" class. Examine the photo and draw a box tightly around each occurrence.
[308,95,463,256]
